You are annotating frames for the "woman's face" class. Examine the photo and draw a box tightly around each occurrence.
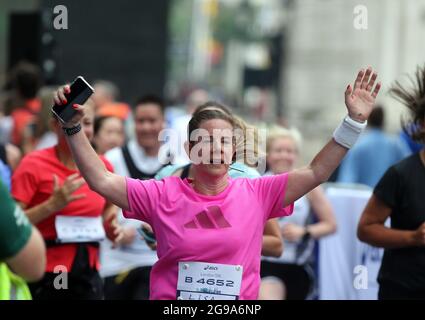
[134,104,164,150]
[267,136,299,174]
[94,117,125,154]
[189,118,234,177]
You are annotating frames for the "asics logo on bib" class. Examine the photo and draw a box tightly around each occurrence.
[203,265,218,271]
[184,206,231,229]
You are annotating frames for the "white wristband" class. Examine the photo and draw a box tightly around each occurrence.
[333,116,367,149]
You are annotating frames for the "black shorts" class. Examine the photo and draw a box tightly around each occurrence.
[29,243,103,300]
[378,282,425,300]
[104,266,152,300]
[260,260,313,300]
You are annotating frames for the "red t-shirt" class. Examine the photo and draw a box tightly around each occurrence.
[11,147,114,272]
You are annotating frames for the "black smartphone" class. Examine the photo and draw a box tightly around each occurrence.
[51,76,94,124]
[137,227,156,244]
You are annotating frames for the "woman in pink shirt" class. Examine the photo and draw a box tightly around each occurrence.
[53,67,381,299]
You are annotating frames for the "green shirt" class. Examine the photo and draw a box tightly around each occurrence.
[0,180,32,261]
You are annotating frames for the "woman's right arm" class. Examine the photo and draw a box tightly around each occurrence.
[54,85,129,211]
[357,195,424,248]
[65,128,129,210]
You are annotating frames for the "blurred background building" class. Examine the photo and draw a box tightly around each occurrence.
[1,0,425,161]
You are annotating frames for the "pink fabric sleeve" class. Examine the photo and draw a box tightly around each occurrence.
[251,173,294,219]
[123,177,164,224]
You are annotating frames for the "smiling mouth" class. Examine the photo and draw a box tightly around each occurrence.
[208,154,225,163]
[209,160,225,164]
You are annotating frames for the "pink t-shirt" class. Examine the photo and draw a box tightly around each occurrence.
[123,174,294,300]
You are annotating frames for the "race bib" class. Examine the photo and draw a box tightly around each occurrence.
[177,262,243,300]
[55,216,105,243]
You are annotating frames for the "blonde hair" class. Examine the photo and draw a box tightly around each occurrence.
[266,125,303,154]
[232,115,264,167]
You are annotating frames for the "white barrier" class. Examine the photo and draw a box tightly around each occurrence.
[319,183,384,300]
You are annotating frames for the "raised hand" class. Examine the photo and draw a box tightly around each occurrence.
[48,173,86,212]
[53,84,88,127]
[345,67,381,123]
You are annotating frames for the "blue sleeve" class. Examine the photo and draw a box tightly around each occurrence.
[155,164,184,180]
[337,148,359,184]
[229,162,260,179]
[394,137,411,160]
[0,160,11,191]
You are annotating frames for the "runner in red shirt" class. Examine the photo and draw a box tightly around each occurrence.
[12,99,123,299]
[7,62,42,147]
[11,98,41,147]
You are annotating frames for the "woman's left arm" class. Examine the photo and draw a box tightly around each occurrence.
[305,186,337,238]
[284,67,381,207]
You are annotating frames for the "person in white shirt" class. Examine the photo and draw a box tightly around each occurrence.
[170,89,209,165]
[259,126,337,300]
[101,94,171,299]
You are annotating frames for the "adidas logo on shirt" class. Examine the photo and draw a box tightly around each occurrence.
[184,206,231,229]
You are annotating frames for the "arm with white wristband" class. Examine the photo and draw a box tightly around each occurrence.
[283,67,381,207]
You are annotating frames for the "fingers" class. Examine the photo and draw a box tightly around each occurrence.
[69,193,86,201]
[105,213,117,226]
[351,67,381,99]
[65,174,85,186]
[53,85,70,105]
[353,69,364,90]
[73,177,86,188]
[65,173,80,182]
[72,104,84,111]
[345,84,353,98]
[66,175,85,187]
[67,178,86,193]
[57,86,68,104]
[112,226,124,247]
[371,82,382,98]
[72,104,85,121]
[113,226,122,237]
[53,91,62,105]
[53,174,60,191]
[366,72,378,92]
[148,242,157,251]
[62,176,85,195]
[360,67,372,89]
[142,223,153,233]
[61,174,85,195]
[114,233,124,245]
